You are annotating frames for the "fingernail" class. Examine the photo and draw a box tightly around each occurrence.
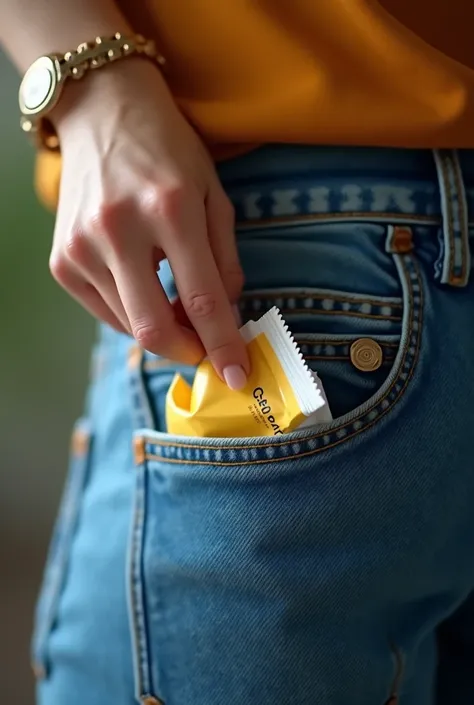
[232,304,242,328]
[223,365,247,391]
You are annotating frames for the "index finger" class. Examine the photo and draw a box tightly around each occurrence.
[165,200,250,390]
[111,247,204,365]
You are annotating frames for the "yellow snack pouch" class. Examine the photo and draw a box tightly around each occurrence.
[166,307,332,438]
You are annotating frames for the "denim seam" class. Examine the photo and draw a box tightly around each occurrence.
[436,150,470,286]
[139,253,422,464]
[450,153,469,284]
[235,212,443,228]
[31,422,92,679]
[128,464,161,703]
[442,153,457,284]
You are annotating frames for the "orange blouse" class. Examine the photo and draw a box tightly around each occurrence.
[37,0,474,208]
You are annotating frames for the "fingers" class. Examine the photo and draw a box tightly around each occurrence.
[49,256,128,335]
[61,234,131,332]
[52,176,249,389]
[111,248,204,365]
[163,192,249,388]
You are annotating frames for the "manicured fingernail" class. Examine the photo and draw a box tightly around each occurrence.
[232,304,242,327]
[223,365,247,391]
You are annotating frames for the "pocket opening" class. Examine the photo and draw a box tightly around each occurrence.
[134,251,423,467]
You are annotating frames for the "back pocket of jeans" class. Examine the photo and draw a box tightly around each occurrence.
[30,419,92,680]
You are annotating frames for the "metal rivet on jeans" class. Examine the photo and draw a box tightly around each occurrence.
[350,338,383,372]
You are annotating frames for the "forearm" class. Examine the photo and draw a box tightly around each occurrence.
[0,0,131,72]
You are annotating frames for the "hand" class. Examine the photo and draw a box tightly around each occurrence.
[49,58,249,389]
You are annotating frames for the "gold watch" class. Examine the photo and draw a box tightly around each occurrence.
[18,32,166,150]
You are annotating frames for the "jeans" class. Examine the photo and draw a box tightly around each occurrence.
[33,145,474,705]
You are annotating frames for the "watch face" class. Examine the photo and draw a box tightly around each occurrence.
[19,56,59,116]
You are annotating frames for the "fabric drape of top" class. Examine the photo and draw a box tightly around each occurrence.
[36,0,474,209]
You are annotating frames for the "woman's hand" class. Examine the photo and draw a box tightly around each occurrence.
[49,58,249,389]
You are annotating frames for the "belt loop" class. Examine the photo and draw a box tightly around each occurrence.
[433,149,471,287]
[128,344,156,431]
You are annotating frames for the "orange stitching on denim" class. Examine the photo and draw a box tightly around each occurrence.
[142,255,422,461]
[241,291,403,309]
[134,437,146,465]
[128,344,143,370]
[71,428,91,457]
[451,153,468,283]
[235,211,442,229]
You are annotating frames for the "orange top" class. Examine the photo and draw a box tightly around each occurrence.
[37,0,474,208]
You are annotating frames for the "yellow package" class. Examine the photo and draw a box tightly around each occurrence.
[166,307,332,438]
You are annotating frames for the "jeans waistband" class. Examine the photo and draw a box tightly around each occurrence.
[218,146,473,288]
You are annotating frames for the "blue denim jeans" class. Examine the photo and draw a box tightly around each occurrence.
[34,146,474,705]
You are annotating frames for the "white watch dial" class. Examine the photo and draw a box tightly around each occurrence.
[22,67,53,110]
[19,56,59,115]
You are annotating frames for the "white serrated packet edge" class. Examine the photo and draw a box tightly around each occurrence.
[240,307,332,427]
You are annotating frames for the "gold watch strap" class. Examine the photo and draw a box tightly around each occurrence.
[59,32,165,79]
[21,33,166,151]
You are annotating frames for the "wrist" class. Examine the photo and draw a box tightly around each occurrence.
[50,56,165,134]
[19,32,166,149]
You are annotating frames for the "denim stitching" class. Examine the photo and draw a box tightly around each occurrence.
[128,464,157,701]
[143,342,396,370]
[450,152,469,284]
[301,339,396,361]
[240,290,403,309]
[441,152,457,283]
[436,151,469,286]
[235,212,442,228]
[249,309,402,321]
[240,293,403,321]
[140,254,422,465]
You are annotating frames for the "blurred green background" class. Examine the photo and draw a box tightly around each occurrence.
[0,50,94,702]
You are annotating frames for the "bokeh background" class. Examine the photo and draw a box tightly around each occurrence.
[0,50,94,702]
